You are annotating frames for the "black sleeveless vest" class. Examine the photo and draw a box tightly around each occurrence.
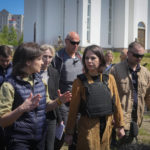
[78,73,115,118]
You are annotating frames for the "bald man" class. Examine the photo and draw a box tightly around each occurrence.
[52,31,83,150]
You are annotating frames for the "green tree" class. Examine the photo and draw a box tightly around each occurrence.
[0,25,23,46]
[8,27,18,46]
[0,25,9,44]
[18,33,24,45]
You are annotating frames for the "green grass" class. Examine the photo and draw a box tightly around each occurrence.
[139,128,150,136]
[143,115,150,119]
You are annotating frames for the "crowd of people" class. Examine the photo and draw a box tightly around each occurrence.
[0,31,150,150]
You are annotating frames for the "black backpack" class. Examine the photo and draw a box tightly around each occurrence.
[78,73,115,118]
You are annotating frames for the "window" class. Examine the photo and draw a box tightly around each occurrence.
[87,0,91,43]
[138,22,145,29]
[108,0,112,45]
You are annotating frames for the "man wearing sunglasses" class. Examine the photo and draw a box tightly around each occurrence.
[110,41,150,148]
[52,31,83,150]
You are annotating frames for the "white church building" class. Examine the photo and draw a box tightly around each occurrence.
[24,0,150,51]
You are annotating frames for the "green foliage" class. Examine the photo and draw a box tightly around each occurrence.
[0,25,9,44]
[18,33,24,45]
[143,115,150,119]
[0,25,23,46]
[8,27,18,46]
[139,128,150,136]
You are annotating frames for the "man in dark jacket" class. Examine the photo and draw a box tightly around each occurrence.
[0,45,13,150]
[52,31,83,150]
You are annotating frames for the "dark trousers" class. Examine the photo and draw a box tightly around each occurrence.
[54,104,69,150]
[45,119,56,150]
[0,126,5,150]
[110,128,118,149]
[54,130,77,150]
[6,138,45,150]
[54,104,79,150]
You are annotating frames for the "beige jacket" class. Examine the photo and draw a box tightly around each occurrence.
[110,60,150,130]
[66,73,124,150]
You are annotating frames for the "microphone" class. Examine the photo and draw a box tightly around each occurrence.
[73,58,79,65]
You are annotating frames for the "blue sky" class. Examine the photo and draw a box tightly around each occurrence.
[0,0,24,14]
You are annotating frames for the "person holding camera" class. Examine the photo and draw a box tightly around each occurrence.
[110,42,150,147]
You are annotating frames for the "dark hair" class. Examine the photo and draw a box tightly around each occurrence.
[0,45,12,57]
[82,45,106,73]
[12,42,43,76]
[128,41,143,52]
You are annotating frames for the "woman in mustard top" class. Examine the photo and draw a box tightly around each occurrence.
[65,45,125,150]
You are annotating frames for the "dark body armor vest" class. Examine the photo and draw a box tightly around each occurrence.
[5,74,47,141]
[78,73,115,118]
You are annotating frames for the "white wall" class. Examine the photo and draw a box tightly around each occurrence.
[147,0,150,49]
[77,0,83,45]
[24,0,82,45]
[82,0,101,47]
[123,0,129,48]
[44,0,64,45]
[100,0,109,47]
[90,0,100,45]
[64,0,78,38]
[113,0,126,48]
[24,0,38,42]
[35,0,44,44]
[24,0,150,49]
[81,0,88,46]
[128,0,134,44]
[134,0,148,49]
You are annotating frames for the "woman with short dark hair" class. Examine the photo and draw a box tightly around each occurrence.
[65,45,125,150]
[0,42,71,150]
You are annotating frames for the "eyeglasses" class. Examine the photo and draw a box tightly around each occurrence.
[68,39,80,45]
[130,51,144,58]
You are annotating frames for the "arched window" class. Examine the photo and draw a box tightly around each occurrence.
[138,22,145,29]
[138,22,145,48]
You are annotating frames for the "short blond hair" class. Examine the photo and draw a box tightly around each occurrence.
[105,50,113,57]
[40,44,55,57]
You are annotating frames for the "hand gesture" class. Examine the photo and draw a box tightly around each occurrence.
[57,90,72,104]
[20,93,41,112]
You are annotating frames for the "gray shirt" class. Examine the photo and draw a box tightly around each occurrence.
[59,50,83,93]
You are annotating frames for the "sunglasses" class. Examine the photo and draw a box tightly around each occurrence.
[130,51,144,58]
[68,39,80,45]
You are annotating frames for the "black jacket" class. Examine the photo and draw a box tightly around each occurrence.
[46,65,62,123]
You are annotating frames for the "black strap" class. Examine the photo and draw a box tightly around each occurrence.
[77,73,109,86]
